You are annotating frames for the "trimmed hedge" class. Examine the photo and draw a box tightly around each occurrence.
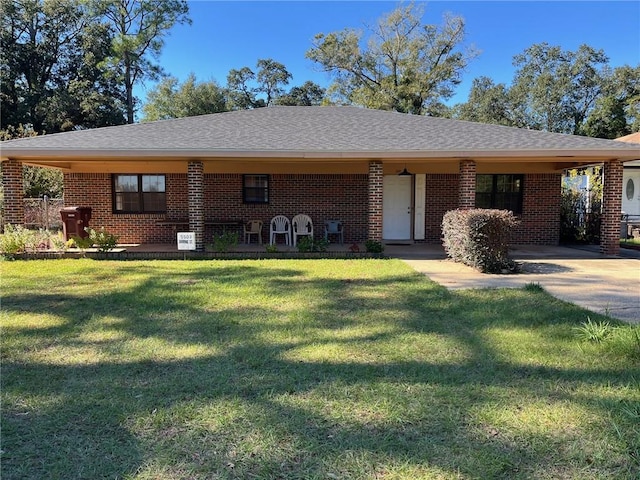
[442,209,519,273]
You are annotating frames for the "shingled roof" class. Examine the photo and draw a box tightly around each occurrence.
[2,106,639,160]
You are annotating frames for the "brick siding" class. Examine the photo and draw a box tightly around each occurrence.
[368,161,383,241]
[513,173,561,245]
[459,160,476,208]
[421,173,561,245]
[601,160,623,255]
[64,172,369,244]
[63,170,562,246]
[1,160,24,225]
[424,174,459,242]
[188,161,205,250]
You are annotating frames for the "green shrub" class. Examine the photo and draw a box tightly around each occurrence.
[50,232,74,251]
[0,224,33,255]
[0,225,54,257]
[86,227,119,252]
[70,235,94,250]
[296,236,329,253]
[211,231,239,252]
[364,239,384,253]
[265,244,278,253]
[442,209,519,273]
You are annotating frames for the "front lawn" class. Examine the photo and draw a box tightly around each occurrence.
[1,259,638,479]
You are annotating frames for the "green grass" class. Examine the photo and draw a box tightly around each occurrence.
[1,259,639,479]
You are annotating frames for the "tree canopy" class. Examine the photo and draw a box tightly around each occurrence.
[93,0,191,123]
[452,42,639,138]
[274,81,326,106]
[226,58,293,109]
[306,3,477,115]
[0,0,127,134]
[451,77,512,126]
[141,74,227,121]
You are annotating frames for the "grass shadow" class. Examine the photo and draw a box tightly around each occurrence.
[2,259,638,479]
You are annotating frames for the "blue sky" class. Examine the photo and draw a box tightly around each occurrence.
[140,0,640,106]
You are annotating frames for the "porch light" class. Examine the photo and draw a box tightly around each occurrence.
[398,165,412,176]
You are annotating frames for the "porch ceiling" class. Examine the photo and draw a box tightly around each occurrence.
[18,155,614,175]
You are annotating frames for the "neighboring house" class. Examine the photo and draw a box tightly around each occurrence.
[2,106,639,254]
[616,132,640,219]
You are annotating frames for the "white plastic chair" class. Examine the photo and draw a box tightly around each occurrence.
[244,220,263,244]
[292,214,313,246]
[269,215,291,245]
[324,220,344,244]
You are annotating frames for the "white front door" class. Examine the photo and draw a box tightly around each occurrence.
[383,175,412,240]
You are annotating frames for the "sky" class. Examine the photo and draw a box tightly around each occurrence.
[138,0,640,107]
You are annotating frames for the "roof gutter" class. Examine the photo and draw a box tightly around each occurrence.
[2,147,639,161]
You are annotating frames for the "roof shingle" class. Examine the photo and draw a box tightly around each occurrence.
[2,106,639,158]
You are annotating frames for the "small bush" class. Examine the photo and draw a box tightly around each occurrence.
[364,240,384,253]
[86,227,119,252]
[0,224,33,255]
[70,235,94,250]
[50,232,74,251]
[265,244,278,253]
[442,209,519,273]
[211,231,239,252]
[296,236,329,253]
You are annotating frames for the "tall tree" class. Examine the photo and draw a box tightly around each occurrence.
[275,81,326,106]
[255,58,292,106]
[582,65,640,138]
[226,58,292,109]
[141,73,227,121]
[509,43,608,134]
[94,0,191,123]
[0,0,125,133]
[452,76,513,126]
[306,3,477,114]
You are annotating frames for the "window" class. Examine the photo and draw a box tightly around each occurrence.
[626,179,635,201]
[243,174,269,203]
[476,174,524,214]
[113,174,166,213]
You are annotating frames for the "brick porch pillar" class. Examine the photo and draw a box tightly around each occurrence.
[459,160,476,209]
[1,160,24,225]
[368,161,383,241]
[188,161,205,251]
[600,159,623,255]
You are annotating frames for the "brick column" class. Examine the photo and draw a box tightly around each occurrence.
[368,161,383,241]
[600,159,623,255]
[188,161,205,251]
[1,160,24,225]
[459,160,476,209]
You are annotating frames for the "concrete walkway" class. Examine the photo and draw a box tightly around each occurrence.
[386,244,640,324]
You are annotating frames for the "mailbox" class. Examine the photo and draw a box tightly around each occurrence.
[60,206,92,240]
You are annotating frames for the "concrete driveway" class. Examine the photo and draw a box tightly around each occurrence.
[386,244,640,324]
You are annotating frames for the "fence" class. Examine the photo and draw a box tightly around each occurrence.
[23,197,64,230]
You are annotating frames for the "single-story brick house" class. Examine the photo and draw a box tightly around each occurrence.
[2,106,639,254]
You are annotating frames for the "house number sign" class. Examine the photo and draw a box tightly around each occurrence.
[177,232,196,250]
